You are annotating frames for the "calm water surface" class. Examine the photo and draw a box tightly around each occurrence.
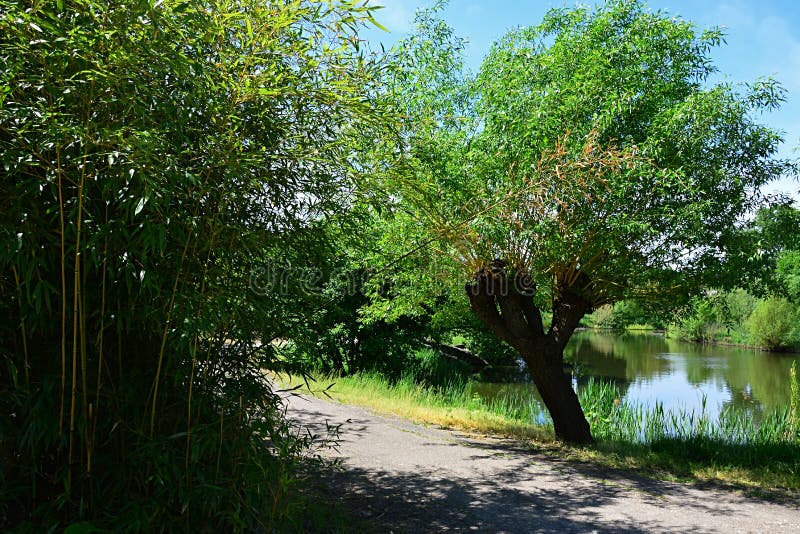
[480,331,798,421]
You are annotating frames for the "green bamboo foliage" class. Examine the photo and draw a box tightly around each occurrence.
[0,0,384,529]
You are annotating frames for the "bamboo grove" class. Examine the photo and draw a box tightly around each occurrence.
[0,0,384,529]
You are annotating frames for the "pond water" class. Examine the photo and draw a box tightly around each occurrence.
[479,331,798,422]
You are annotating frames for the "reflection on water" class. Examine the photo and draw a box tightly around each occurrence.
[485,331,798,422]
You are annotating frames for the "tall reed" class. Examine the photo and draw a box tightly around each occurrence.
[319,371,800,468]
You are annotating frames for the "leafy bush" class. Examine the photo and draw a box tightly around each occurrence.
[586,301,668,331]
[671,297,720,342]
[778,251,800,303]
[747,298,798,350]
[584,304,615,328]
[405,347,472,387]
[723,288,758,327]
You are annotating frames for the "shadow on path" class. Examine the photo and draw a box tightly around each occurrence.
[314,463,713,533]
[286,393,800,533]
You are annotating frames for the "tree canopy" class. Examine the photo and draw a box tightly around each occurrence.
[367,0,797,443]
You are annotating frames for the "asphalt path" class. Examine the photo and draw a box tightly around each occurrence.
[284,392,800,533]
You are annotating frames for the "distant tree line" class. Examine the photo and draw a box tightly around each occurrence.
[589,205,800,351]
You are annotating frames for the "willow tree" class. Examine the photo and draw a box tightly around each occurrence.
[371,1,796,443]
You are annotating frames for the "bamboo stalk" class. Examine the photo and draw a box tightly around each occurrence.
[215,410,224,481]
[185,350,197,476]
[80,278,88,437]
[11,267,29,386]
[68,165,85,493]
[150,227,193,437]
[87,401,93,509]
[69,82,92,494]
[89,220,109,495]
[150,168,215,437]
[186,222,217,478]
[57,146,67,438]
[79,279,90,511]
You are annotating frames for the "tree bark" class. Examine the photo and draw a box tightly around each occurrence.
[466,265,594,445]
[520,342,593,444]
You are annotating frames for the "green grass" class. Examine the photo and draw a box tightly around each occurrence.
[283,372,800,496]
[294,371,554,440]
[580,379,800,491]
[624,323,658,331]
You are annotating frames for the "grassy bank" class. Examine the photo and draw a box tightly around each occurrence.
[292,372,554,440]
[282,371,800,496]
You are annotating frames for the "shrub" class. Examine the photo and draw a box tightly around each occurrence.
[671,297,720,342]
[747,297,797,350]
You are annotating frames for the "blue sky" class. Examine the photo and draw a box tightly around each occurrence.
[362,0,800,200]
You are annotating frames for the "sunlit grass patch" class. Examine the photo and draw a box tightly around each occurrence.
[282,371,553,441]
[280,371,800,496]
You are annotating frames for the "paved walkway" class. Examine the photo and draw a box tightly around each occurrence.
[285,393,800,533]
